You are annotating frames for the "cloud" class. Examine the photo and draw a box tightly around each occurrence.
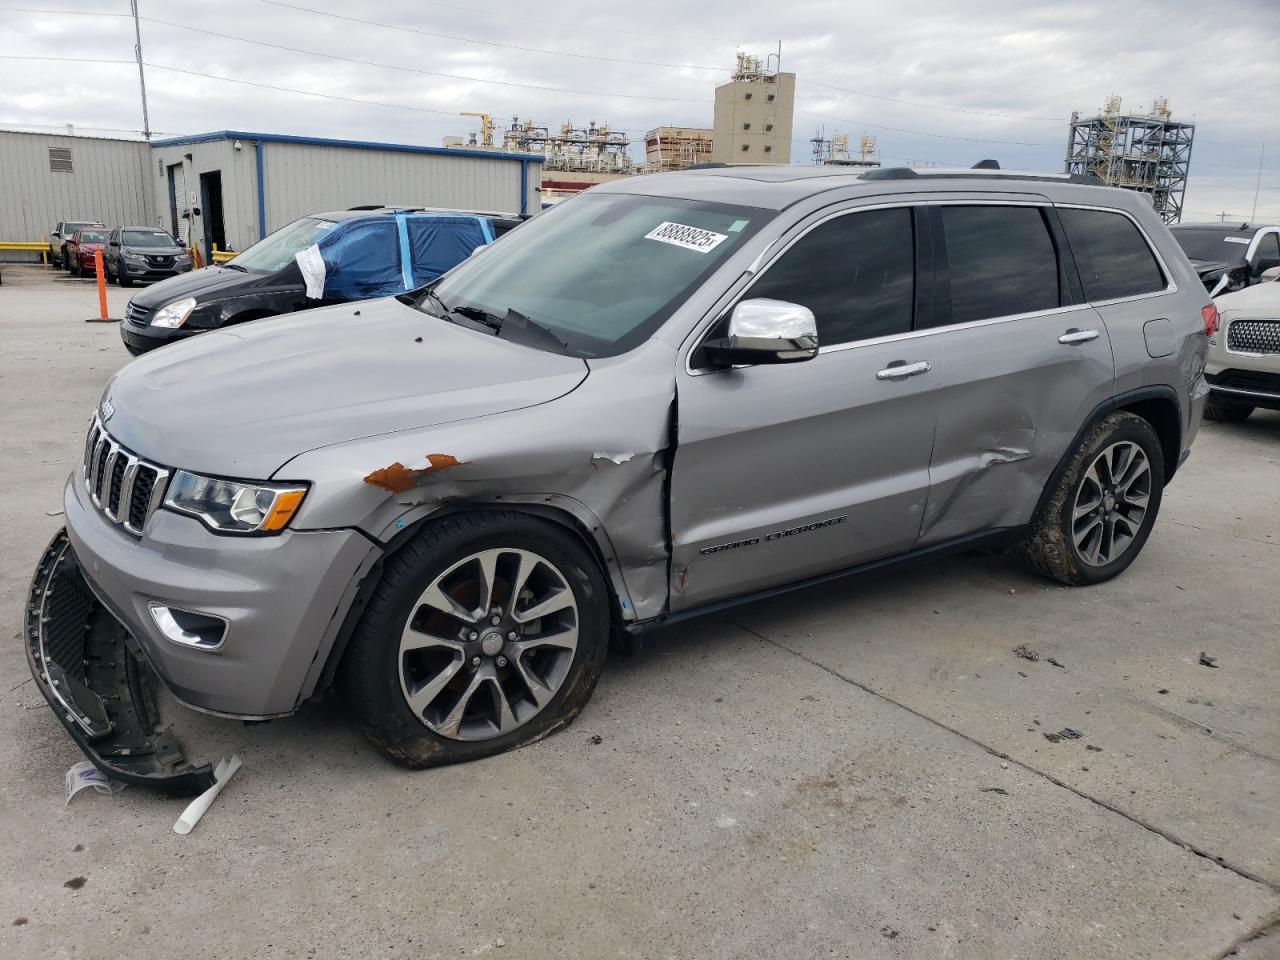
[1,0,1276,219]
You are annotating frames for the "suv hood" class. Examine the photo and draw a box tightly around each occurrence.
[102,297,589,478]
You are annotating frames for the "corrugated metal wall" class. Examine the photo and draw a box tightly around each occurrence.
[0,131,155,260]
[262,142,537,231]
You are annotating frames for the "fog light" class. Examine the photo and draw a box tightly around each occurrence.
[149,603,227,651]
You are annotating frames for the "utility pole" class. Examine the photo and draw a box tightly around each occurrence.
[1217,211,1230,222]
[131,0,151,140]
[1250,144,1265,224]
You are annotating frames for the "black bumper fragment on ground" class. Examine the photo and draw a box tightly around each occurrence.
[25,530,216,796]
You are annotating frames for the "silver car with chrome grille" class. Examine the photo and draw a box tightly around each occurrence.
[26,164,1213,792]
[1204,279,1280,421]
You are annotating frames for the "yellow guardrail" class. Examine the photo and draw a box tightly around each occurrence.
[0,242,50,264]
[211,244,236,264]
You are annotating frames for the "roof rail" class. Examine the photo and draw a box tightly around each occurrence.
[861,167,1105,186]
[346,204,385,211]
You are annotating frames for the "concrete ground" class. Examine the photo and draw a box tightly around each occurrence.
[1,264,1277,959]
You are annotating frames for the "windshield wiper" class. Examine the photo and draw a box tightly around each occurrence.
[220,262,247,272]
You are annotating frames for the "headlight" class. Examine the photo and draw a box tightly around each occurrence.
[152,297,197,328]
[125,252,147,262]
[164,470,307,534]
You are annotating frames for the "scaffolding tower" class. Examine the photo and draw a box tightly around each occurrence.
[810,130,879,168]
[498,117,633,175]
[1065,96,1195,223]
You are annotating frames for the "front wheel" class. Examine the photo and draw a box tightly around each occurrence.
[341,511,610,768]
[1017,412,1165,586]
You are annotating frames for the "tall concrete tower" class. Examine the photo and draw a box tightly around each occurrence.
[712,52,795,165]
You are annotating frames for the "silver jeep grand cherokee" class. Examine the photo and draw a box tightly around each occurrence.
[27,165,1213,792]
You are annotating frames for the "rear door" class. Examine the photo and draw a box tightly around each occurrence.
[669,202,941,610]
[917,199,1116,544]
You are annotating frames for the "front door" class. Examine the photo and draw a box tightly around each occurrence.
[669,204,940,611]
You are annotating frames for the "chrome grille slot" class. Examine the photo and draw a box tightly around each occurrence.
[1227,319,1280,355]
[82,417,169,536]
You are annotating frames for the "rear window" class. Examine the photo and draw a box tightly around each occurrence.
[939,206,1059,324]
[1169,228,1250,266]
[1060,209,1166,302]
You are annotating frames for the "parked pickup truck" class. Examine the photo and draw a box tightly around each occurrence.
[27,165,1211,792]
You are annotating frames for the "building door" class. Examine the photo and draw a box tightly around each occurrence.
[166,163,186,239]
[199,171,226,264]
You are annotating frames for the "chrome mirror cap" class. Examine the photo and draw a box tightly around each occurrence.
[703,298,819,366]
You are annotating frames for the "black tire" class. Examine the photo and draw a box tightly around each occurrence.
[68,255,79,276]
[341,510,610,768]
[1204,400,1253,423]
[105,259,116,284]
[118,270,133,288]
[1017,411,1165,586]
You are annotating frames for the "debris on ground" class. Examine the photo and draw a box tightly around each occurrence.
[45,509,63,517]
[174,755,241,835]
[880,926,900,940]
[588,734,603,745]
[1043,728,1083,743]
[1086,744,1103,752]
[1017,671,1028,678]
[65,760,125,805]
[63,877,86,890]
[1158,688,1169,694]
[1199,652,1219,668]
[1013,644,1039,661]
[980,787,1010,795]
[1046,657,1066,669]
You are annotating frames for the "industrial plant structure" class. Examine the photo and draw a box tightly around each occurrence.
[711,52,796,165]
[644,126,715,172]
[1065,96,1195,223]
[811,133,880,169]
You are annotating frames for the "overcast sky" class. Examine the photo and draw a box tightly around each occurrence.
[2,0,1277,221]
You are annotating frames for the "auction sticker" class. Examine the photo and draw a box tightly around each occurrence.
[644,221,729,253]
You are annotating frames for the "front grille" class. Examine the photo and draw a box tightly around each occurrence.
[1227,319,1280,355]
[145,254,173,267]
[83,418,169,536]
[125,301,153,326]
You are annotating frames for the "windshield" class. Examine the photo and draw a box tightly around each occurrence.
[229,216,337,273]
[123,230,175,247]
[1170,229,1250,266]
[430,193,771,357]
[78,230,109,243]
[64,222,97,233]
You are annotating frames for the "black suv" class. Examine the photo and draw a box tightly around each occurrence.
[1169,222,1280,296]
[104,226,192,287]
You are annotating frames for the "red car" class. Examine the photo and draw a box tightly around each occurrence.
[66,226,112,277]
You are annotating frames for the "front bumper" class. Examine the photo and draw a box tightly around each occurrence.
[120,260,192,281]
[119,319,197,353]
[62,468,378,718]
[26,530,217,795]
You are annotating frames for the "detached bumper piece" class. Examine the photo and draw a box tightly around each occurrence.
[25,531,216,796]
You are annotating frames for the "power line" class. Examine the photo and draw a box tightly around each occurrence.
[134,12,714,104]
[255,0,727,72]
[795,108,1054,147]
[798,78,1064,123]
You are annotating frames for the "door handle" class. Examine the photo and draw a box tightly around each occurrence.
[876,360,932,381]
[1058,328,1100,345]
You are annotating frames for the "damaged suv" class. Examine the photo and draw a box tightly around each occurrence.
[28,165,1212,792]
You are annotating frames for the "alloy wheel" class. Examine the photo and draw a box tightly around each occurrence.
[397,548,579,741]
[1071,440,1152,567]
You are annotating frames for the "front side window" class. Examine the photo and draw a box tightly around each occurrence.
[1059,208,1166,302]
[1250,232,1280,274]
[229,216,337,273]
[747,207,915,346]
[430,193,769,357]
[940,205,1059,324]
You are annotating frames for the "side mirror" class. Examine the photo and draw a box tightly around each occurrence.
[176,238,187,247]
[703,298,819,366]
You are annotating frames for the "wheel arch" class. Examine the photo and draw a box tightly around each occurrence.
[1030,386,1182,526]
[310,500,634,703]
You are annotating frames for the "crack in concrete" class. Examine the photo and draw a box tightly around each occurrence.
[1214,911,1280,960]
[731,620,1280,896]
[1169,519,1277,549]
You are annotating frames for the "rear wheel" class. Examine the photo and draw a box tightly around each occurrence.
[118,269,134,288]
[1204,400,1254,423]
[68,256,79,277]
[342,511,610,768]
[1017,412,1165,586]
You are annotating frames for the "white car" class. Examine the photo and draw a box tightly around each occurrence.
[1206,274,1280,421]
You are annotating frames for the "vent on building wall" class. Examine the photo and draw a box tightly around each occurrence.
[744,92,753,100]
[767,93,776,102]
[48,147,73,173]
[764,145,773,153]
[765,123,774,132]
[743,122,751,130]
[741,144,750,152]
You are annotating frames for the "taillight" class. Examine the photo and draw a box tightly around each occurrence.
[1201,304,1218,337]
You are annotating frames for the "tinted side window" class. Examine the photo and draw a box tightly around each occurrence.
[748,207,914,346]
[939,206,1059,324]
[1058,208,1165,301]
